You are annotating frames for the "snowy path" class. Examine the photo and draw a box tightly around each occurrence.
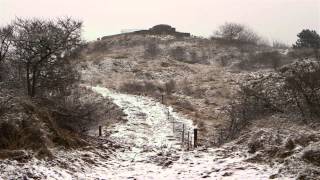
[0,86,293,179]
[86,86,196,178]
[92,86,194,150]
[85,86,291,179]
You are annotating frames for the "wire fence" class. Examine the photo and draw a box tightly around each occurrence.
[161,94,199,150]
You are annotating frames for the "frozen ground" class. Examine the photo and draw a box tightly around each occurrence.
[0,86,294,179]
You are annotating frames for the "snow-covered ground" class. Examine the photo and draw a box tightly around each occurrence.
[0,86,294,179]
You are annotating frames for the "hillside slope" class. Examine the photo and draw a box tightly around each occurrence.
[78,33,274,143]
[75,32,320,179]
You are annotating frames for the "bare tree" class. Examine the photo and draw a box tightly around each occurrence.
[214,22,261,45]
[215,22,245,41]
[12,17,82,97]
[0,25,13,63]
[0,25,14,82]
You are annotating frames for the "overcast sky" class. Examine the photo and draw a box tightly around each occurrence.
[1,0,319,44]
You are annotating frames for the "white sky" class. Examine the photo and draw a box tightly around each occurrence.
[1,0,319,44]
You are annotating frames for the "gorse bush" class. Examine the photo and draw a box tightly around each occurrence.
[239,51,283,70]
[280,60,320,118]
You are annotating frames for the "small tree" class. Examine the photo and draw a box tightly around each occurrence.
[293,29,320,49]
[12,17,82,97]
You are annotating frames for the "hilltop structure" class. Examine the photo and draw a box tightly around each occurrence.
[101,25,190,40]
[135,24,191,37]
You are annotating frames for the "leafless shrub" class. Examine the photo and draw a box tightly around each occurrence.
[239,51,283,70]
[301,142,320,166]
[119,81,163,95]
[89,40,109,53]
[0,85,121,152]
[213,22,262,45]
[179,79,193,96]
[0,99,84,151]
[192,87,207,99]
[288,48,317,59]
[218,83,283,144]
[44,87,110,133]
[172,99,194,111]
[189,51,198,64]
[170,46,186,61]
[272,40,289,49]
[0,89,14,118]
[188,51,209,64]
[218,59,320,144]
[165,79,176,95]
[144,42,161,59]
[144,81,161,92]
[0,97,13,118]
[119,81,145,94]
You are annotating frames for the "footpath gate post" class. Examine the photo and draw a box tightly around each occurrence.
[194,128,198,148]
[161,94,164,104]
[99,126,102,137]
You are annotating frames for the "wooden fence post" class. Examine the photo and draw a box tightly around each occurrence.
[161,94,164,104]
[99,126,102,137]
[194,128,198,148]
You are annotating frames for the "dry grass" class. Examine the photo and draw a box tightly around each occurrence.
[119,80,164,96]
[0,87,124,158]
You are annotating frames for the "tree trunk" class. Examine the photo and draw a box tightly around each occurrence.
[31,66,38,97]
[26,63,31,96]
